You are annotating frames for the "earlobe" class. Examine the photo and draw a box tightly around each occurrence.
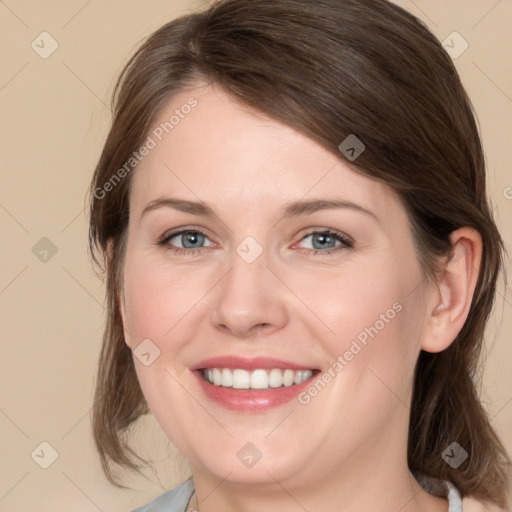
[421,227,483,353]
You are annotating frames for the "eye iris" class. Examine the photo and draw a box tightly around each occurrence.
[313,233,335,249]
[182,232,204,248]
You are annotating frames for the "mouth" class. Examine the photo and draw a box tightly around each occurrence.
[201,367,314,389]
[191,356,320,412]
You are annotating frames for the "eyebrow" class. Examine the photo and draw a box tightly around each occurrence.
[281,198,378,222]
[140,197,378,223]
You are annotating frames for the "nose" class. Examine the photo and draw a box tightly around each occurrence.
[210,249,289,339]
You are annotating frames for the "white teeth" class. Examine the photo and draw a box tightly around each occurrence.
[232,369,250,389]
[294,370,313,384]
[268,368,283,388]
[202,368,314,389]
[221,368,233,387]
[212,368,222,386]
[303,370,313,382]
[250,369,268,389]
[283,369,295,387]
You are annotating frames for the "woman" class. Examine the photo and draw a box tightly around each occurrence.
[88,0,511,510]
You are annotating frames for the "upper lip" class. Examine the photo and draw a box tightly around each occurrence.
[190,356,318,371]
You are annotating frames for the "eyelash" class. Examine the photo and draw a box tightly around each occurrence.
[157,228,354,256]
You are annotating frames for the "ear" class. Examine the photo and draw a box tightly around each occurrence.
[421,227,483,353]
[106,238,132,349]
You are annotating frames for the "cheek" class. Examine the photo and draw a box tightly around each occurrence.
[122,254,213,343]
[287,258,420,348]
[121,255,210,447]
[284,252,425,397]
[120,251,220,412]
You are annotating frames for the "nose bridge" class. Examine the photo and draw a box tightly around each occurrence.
[210,239,288,337]
[225,243,268,297]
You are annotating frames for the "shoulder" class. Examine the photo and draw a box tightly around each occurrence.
[130,478,195,512]
[462,497,509,512]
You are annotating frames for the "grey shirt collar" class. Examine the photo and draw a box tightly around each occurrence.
[131,476,463,512]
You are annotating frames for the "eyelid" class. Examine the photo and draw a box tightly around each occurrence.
[291,228,354,253]
[169,230,215,248]
[158,225,215,243]
[157,226,354,255]
[295,227,354,244]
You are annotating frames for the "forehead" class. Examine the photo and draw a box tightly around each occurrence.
[129,84,398,221]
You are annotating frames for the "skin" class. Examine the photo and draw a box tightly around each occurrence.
[116,84,482,512]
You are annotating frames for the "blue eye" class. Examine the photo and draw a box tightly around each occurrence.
[158,228,353,256]
[171,231,209,249]
[296,230,353,255]
[158,229,214,254]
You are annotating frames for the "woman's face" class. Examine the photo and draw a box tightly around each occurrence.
[119,84,433,489]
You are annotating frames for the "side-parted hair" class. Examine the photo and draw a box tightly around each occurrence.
[88,0,510,506]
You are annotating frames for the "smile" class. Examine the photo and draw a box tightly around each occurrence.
[202,368,314,389]
[191,355,320,411]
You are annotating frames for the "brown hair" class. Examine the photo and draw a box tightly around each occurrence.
[88,0,511,505]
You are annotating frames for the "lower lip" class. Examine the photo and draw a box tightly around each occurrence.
[193,370,316,412]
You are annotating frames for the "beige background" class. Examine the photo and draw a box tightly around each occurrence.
[0,0,511,510]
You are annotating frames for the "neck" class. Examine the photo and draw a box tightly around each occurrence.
[188,420,449,512]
